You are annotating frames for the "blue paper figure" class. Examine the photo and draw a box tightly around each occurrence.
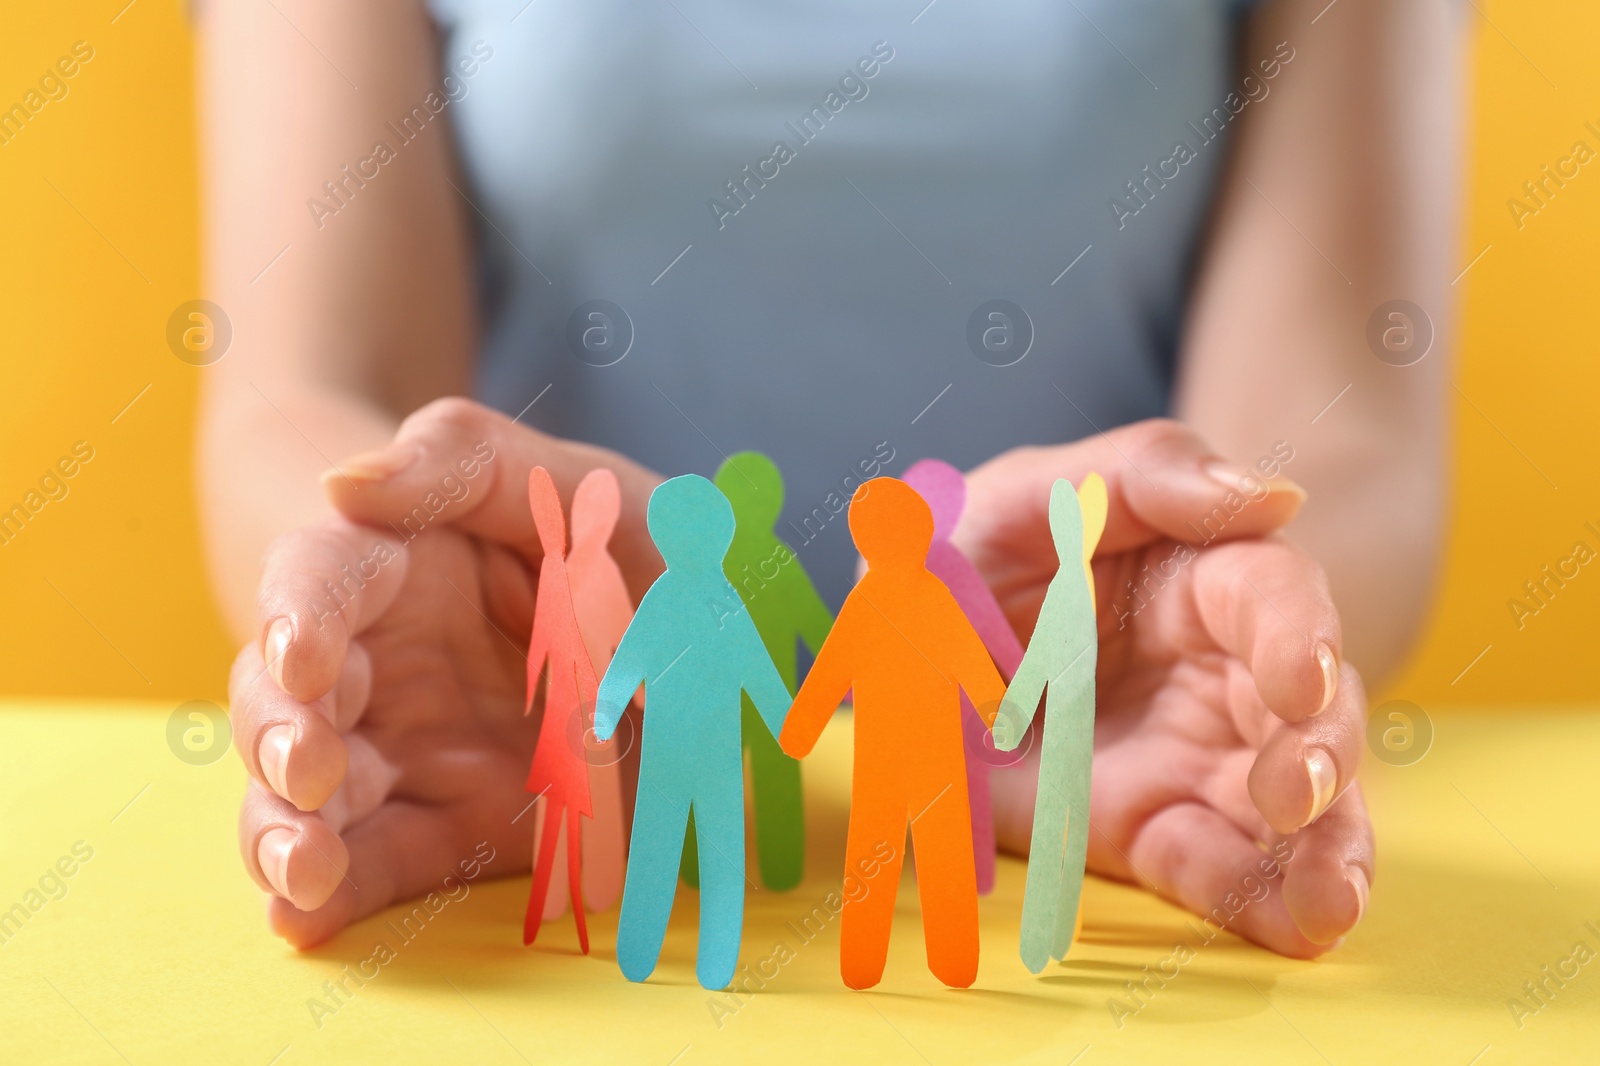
[593,474,792,990]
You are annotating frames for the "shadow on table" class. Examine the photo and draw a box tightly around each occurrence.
[298,838,1594,1017]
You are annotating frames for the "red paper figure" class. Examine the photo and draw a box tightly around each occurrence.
[541,468,633,921]
[522,466,599,952]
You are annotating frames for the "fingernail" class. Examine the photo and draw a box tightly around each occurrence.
[1315,641,1339,714]
[258,827,297,899]
[327,445,418,485]
[258,723,295,798]
[1203,461,1252,492]
[1302,747,1338,827]
[264,617,292,689]
[1345,867,1369,926]
[1203,461,1307,502]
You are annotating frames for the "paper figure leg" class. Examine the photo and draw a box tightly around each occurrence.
[524,798,564,946]
[839,801,906,990]
[1046,684,1094,962]
[961,696,997,896]
[566,805,589,955]
[617,779,692,983]
[744,697,805,891]
[690,793,746,991]
[542,814,571,922]
[1019,756,1069,972]
[582,758,627,912]
[909,782,980,988]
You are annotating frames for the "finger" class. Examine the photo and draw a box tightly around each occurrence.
[328,640,374,733]
[963,418,1306,557]
[264,801,514,950]
[1120,801,1328,959]
[1248,663,1366,835]
[1186,539,1344,723]
[318,732,403,835]
[238,781,351,912]
[1196,747,1275,843]
[1278,784,1374,945]
[228,643,355,811]
[256,521,408,702]
[320,397,663,599]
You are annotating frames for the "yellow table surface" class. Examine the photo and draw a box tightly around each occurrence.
[0,701,1595,1065]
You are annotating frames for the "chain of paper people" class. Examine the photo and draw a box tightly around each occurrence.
[520,453,1106,990]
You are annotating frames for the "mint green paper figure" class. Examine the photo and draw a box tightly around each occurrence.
[682,451,833,892]
[992,473,1106,974]
[593,474,792,990]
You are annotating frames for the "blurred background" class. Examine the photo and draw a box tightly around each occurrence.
[0,0,1593,709]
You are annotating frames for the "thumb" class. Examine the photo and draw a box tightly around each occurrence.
[321,398,663,599]
[965,419,1307,557]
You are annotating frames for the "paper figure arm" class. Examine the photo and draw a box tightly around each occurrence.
[524,614,552,717]
[945,596,1007,727]
[993,657,1048,753]
[779,599,857,759]
[574,631,600,709]
[958,566,1025,679]
[733,606,793,742]
[790,556,836,660]
[593,605,653,742]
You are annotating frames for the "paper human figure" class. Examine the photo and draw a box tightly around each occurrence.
[593,474,792,990]
[682,451,833,892]
[991,474,1107,973]
[780,477,1006,990]
[540,468,633,923]
[522,467,600,952]
[902,458,1025,896]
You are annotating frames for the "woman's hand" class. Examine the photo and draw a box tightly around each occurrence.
[972,420,1373,958]
[228,399,660,947]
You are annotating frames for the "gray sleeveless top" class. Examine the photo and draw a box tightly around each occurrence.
[427,0,1264,604]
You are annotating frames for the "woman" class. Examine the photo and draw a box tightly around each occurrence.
[204,0,1458,956]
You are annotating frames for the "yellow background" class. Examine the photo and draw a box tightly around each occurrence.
[0,701,1592,1064]
[0,1,1596,706]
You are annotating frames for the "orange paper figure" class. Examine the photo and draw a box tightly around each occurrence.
[780,478,1006,989]
[541,468,633,921]
[522,467,598,953]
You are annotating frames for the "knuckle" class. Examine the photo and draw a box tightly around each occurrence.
[229,642,259,691]
[1123,417,1199,460]
[404,396,492,441]
[261,526,346,577]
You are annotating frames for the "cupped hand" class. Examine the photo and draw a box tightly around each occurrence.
[228,398,660,947]
[969,420,1373,958]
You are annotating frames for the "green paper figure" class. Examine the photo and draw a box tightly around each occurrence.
[682,452,834,892]
[992,474,1105,973]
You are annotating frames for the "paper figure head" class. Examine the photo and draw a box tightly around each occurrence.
[901,458,966,541]
[572,467,621,548]
[714,451,784,528]
[1076,472,1108,564]
[849,477,933,570]
[529,466,567,558]
[1047,478,1084,561]
[648,474,735,571]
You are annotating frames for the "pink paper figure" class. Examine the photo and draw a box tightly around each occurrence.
[902,458,1025,896]
[540,468,633,921]
[522,467,598,952]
